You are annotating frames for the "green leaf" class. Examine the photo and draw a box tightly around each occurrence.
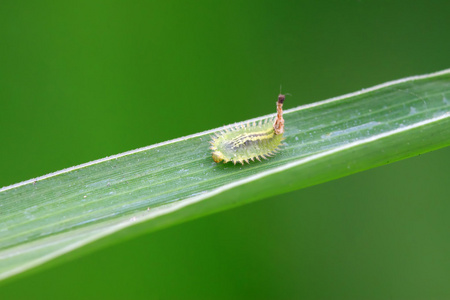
[1,69,450,281]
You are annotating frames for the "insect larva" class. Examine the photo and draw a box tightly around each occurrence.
[210,94,286,165]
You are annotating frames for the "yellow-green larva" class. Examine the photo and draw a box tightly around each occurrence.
[210,94,286,165]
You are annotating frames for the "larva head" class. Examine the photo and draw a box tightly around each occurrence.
[274,94,285,135]
[212,151,224,163]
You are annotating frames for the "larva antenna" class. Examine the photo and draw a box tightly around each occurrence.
[279,84,291,97]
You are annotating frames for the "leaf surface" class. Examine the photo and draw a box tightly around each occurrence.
[1,69,450,281]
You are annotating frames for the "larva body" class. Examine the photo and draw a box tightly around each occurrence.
[210,94,286,165]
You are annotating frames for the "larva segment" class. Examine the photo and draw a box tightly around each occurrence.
[210,94,286,164]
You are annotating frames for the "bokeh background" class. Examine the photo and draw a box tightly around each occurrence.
[1,1,450,299]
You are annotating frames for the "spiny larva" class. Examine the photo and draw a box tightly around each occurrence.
[210,94,286,165]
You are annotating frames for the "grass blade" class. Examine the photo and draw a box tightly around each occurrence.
[1,69,450,281]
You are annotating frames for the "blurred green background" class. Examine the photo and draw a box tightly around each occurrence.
[1,1,450,299]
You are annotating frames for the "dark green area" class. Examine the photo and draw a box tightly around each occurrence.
[1,1,449,299]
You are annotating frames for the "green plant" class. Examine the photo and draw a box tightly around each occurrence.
[1,69,449,282]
